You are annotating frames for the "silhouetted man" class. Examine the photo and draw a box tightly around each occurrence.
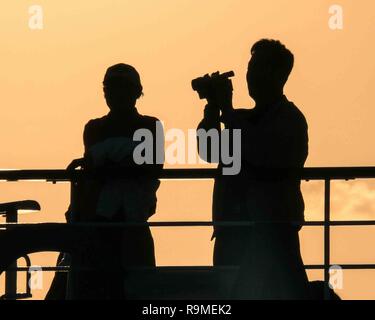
[197,39,310,298]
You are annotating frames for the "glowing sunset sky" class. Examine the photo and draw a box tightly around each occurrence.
[1,0,375,299]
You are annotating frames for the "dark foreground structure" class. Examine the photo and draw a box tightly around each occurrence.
[1,167,375,300]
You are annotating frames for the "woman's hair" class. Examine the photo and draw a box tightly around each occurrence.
[103,63,143,99]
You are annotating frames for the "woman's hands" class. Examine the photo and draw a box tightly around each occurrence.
[66,157,86,170]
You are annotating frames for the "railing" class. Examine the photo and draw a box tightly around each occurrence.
[1,166,375,300]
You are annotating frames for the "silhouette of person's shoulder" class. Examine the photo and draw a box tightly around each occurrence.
[84,115,109,132]
[281,98,308,130]
[232,107,261,124]
[231,108,255,120]
[85,113,159,128]
[135,113,160,131]
[83,113,160,149]
[233,108,254,116]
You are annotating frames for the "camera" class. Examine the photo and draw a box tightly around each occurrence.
[192,71,235,100]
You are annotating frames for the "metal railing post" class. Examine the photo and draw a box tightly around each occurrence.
[5,209,18,299]
[324,179,331,300]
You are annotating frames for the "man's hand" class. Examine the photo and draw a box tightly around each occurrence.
[209,72,234,112]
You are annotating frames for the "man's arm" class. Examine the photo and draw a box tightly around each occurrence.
[197,103,221,163]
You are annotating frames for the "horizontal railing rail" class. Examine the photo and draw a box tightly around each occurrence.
[2,220,375,228]
[1,166,375,181]
[7,264,375,273]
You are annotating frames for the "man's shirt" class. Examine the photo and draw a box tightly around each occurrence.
[197,95,309,235]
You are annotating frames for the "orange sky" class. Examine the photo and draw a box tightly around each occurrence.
[1,0,375,299]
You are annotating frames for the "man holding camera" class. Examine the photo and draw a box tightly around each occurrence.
[196,39,310,298]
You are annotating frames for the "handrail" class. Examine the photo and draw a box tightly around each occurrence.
[2,220,375,228]
[7,264,375,273]
[1,166,375,181]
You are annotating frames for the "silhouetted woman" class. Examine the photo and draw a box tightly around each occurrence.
[68,64,164,299]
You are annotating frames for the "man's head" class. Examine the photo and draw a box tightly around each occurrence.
[247,39,294,102]
[103,63,143,111]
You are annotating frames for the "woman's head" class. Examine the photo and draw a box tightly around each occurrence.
[103,63,143,111]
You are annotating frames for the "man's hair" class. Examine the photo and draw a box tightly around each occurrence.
[251,39,294,84]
